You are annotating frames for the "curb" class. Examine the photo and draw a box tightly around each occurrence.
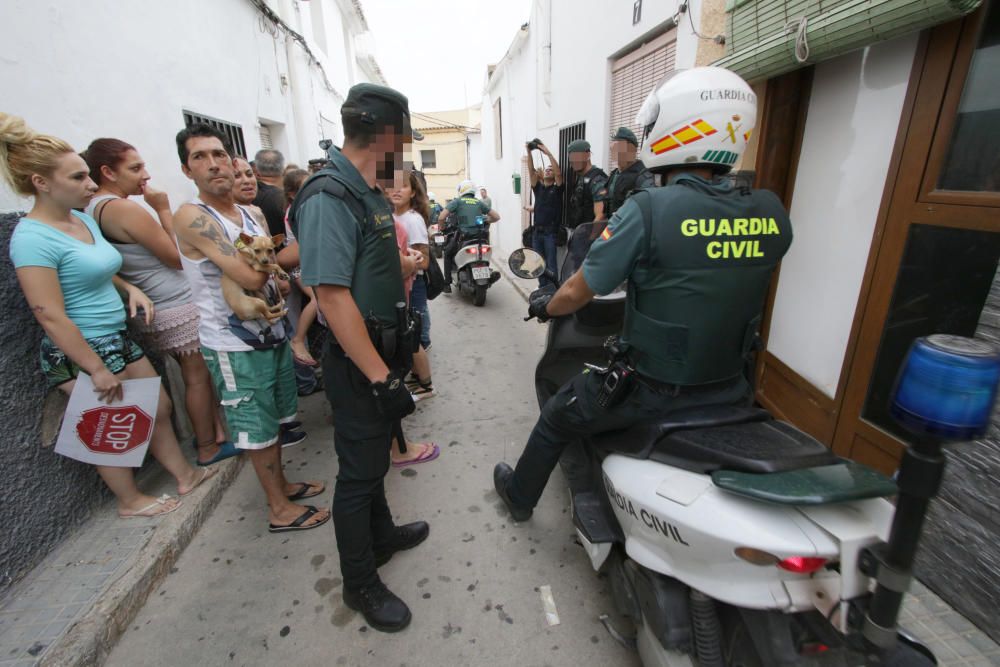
[492,256,534,304]
[39,454,245,667]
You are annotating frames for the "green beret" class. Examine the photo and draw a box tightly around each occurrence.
[567,139,590,153]
[342,83,412,135]
[611,126,638,146]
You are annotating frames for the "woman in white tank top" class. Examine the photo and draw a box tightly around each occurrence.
[83,138,238,468]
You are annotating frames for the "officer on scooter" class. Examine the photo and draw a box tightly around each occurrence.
[428,191,443,225]
[291,83,428,632]
[494,67,793,522]
[438,179,499,293]
[605,126,655,217]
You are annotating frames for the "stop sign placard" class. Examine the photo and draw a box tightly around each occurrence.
[76,405,154,455]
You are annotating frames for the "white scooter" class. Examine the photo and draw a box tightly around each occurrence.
[453,216,500,307]
[506,224,999,666]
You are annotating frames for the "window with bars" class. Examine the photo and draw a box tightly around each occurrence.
[559,122,586,226]
[182,110,247,158]
[420,149,437,169]
[608,30,676,169]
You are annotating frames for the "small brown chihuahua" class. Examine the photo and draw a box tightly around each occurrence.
[221,233,290,323]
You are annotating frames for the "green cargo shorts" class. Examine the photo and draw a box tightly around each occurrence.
[202,343,298,449]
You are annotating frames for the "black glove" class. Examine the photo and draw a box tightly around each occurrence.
[527,292,554,323]
[370,371,415,421]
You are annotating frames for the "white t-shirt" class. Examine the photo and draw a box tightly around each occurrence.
[395,209,428,246]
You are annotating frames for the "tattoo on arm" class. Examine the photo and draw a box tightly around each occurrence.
[189,214,237,257]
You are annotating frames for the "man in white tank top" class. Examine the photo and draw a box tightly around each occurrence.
[173,124,330,534]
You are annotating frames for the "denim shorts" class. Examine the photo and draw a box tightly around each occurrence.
[39,331,145,388]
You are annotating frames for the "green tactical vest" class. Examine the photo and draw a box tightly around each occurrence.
[623,174,792,385]
[452,195,488,234]
[288,168,404,326]
[567,166,607,229]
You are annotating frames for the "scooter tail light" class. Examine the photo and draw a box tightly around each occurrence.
[733,547,780,566]
[777,556,828,574]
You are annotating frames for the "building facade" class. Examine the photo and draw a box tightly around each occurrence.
[412,107,482,203]
[0,0,387,592]
[478,0,1000,642]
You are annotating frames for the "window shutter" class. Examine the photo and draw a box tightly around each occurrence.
[609,30,677,169]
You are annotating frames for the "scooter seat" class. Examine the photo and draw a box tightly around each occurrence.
[591,405,770,459]
[591,404,839,474]
[650,418,839,475]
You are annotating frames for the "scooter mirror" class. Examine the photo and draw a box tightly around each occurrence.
[508,248,546,279]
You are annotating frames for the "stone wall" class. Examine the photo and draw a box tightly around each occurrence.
[917,266,1000,642]
[0,212,112,593]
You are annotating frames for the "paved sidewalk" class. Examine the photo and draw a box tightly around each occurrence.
[0,453,243,666]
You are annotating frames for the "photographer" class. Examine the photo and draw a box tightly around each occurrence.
[524,139,563,287]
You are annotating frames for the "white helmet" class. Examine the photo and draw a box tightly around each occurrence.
[457,179,476,197]
[428,191,437,202]
[636,67,757,174]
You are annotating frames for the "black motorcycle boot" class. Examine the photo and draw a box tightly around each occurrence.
[373,521,430,567]
[493,463,533,522]
[342,580,412,633]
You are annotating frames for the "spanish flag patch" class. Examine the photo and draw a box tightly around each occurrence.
[601,227,612,241]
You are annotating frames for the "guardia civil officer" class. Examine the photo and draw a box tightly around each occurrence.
[494,67,793,522]
[292,83,428,632]
[437,179,499,291]
[605,126,655,217]
[565,139,608,230]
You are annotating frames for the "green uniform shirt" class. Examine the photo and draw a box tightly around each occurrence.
[297,147,404,325]
[446,195,491,234]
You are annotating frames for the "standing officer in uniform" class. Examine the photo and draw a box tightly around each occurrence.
[565,139,608,230]
[428,191,443,225]
[605,126,654,217]
[494,67,793,522]
[291,83,428,632]
[437,179,499,291]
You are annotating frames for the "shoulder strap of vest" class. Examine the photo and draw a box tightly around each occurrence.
[634,190,654,268]
[287,171,366,236]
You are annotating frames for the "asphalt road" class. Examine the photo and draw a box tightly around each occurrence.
[107,273,639,667]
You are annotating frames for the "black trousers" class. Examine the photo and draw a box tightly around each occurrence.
[322,343,398,590]
[443,233,459,282]
[506,368,752,510]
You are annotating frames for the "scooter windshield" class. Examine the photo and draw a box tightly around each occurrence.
[560,222,608,283]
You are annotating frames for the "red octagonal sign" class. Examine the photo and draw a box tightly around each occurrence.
[76,405,154,455]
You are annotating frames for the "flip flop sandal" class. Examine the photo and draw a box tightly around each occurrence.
[180,467,218,496]
[197,440,241,467]
[119,494,182,519]
[391,443,440,468]
[268,505,330,533]
[286,481,326,501]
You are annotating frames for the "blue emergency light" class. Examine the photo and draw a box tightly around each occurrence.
[890,335,1000,440]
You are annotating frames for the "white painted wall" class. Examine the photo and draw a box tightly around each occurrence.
[767,34,919,398]
[479,0,696,260]
[0,0,379,212]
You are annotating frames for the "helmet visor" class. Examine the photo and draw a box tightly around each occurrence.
[636,70,684,145]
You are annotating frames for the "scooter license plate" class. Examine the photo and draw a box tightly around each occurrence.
[435,235,445,243]
[472,266,491,280]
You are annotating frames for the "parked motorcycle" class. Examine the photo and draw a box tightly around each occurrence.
[453,216,500,307]
[506,221,999,666]
[428,223,447,259]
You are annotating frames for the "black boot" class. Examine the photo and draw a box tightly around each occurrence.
[493,463,532,522]
[343,580,412,633]
[373,521,430,567]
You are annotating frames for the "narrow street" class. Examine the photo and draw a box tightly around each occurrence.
[106,274,639,667]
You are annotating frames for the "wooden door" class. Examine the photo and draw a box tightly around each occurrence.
[832,3,1000,472]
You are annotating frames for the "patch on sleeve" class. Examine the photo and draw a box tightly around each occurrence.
[601,227,612,241]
